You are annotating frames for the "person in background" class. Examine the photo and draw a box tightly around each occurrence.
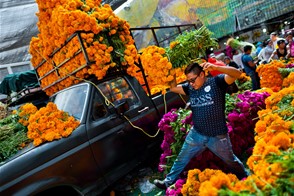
[153,62,247,190]
[225,44,234,59]
[286,31,294,58]
[241,45,260,90]
[270,32,279,49]
[232,49,244,72]
[223,56,240,94]
[223,56,239,69]
[258,39,274,64]
[255,42,263,56]
[269,39,288,60]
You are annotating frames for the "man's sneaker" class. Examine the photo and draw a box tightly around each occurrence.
[153,179,167,190]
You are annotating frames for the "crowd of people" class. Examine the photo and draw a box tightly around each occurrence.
[210,29,294,91]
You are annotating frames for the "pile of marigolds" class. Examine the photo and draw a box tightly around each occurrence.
[29,0,217,96]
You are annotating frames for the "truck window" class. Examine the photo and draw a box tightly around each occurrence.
[92,91,107,120]
[50,85,88,120]
[98,77,138,108]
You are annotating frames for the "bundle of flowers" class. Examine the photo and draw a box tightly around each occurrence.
[134,46,187,95]
[30,0,139,96]
[227,91,270,156]
[235,72,252,92]
[165,26,218,68]
[278,60,294,88]
[256,60,285,92]
[27,102,80,146]
[178,85,294,195]
[0,111,30,163]
[181,168,239,196]
[157,108,192,174]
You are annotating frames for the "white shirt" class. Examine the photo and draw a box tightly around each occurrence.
[233,53,244,69]
[258,46,274,63]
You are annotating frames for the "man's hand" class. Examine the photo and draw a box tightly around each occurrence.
[200,62,216,72]
[168,72,177,88]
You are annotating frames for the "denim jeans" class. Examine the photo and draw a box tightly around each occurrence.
[164,128,248,186]
[247,71,260,90]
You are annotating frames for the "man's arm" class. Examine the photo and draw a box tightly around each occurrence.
[201,62,242,85]
[169,74,186,95]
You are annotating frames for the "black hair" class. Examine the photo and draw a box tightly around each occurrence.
[184,62,203,75]
[231,49,237,55]
[277,39,286,45]
[243,45,252,53]
[224,56,231,60]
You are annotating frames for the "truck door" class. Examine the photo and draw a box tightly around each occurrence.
[86,76,160,185]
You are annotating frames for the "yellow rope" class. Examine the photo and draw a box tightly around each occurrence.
[71,75,162,137]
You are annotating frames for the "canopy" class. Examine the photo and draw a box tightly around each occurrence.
[0,70,39,95]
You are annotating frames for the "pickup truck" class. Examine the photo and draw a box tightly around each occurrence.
[0,73,186,195]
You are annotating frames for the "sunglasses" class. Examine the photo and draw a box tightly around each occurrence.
[187,74,200,84]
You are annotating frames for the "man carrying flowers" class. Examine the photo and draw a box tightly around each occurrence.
[154,62,248,190]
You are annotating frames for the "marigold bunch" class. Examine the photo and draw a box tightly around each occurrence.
[181,168,238,196]
[27,102,80,146]
[30,0,139,96]
[129,45,176,94]
[256,60,285,92]
[17,103,38,127]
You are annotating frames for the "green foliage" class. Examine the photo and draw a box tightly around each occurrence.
[165,109,192,174]
[266,149,294,195]
[236,80,252,92]
[0,113,30,163]
[166,26,218,68]
[278,68,294,78]
[225,93,238,117]
[0,130,29,163]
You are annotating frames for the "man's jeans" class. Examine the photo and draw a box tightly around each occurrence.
[164,128,248,186]
[248,71,260,90]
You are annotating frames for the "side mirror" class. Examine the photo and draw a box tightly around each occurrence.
[114,99,130,115]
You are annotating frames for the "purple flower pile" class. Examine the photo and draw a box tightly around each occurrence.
[286,63,294,68]
[227,91,270,156]
[158,108,192,174]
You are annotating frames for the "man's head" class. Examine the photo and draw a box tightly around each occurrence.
[277,39,286,48]
[224,56,231,64]
[264,39,272,47]
[243,45,252,54]
[184,62,205,90]
[232,49,238,55]
[270,32,278,41]
[286,31,293,42]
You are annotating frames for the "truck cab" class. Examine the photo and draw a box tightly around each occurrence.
[0,74,185,195]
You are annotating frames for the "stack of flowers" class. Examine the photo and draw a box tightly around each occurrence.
[165,26,218,69]
[134,46,188,95]
[26,102,80,146]
[256,59,294,92]
[0,106,31,163]
[30,0,139,96]
[256,60,285,92]
[227,91,270,156]
[279,61,294,88]
[158,108,192,174]
[181,168,239,196]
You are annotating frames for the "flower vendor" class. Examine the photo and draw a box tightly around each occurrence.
[153,62,248,190]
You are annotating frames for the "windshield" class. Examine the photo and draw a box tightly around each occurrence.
[50,84,88,120]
